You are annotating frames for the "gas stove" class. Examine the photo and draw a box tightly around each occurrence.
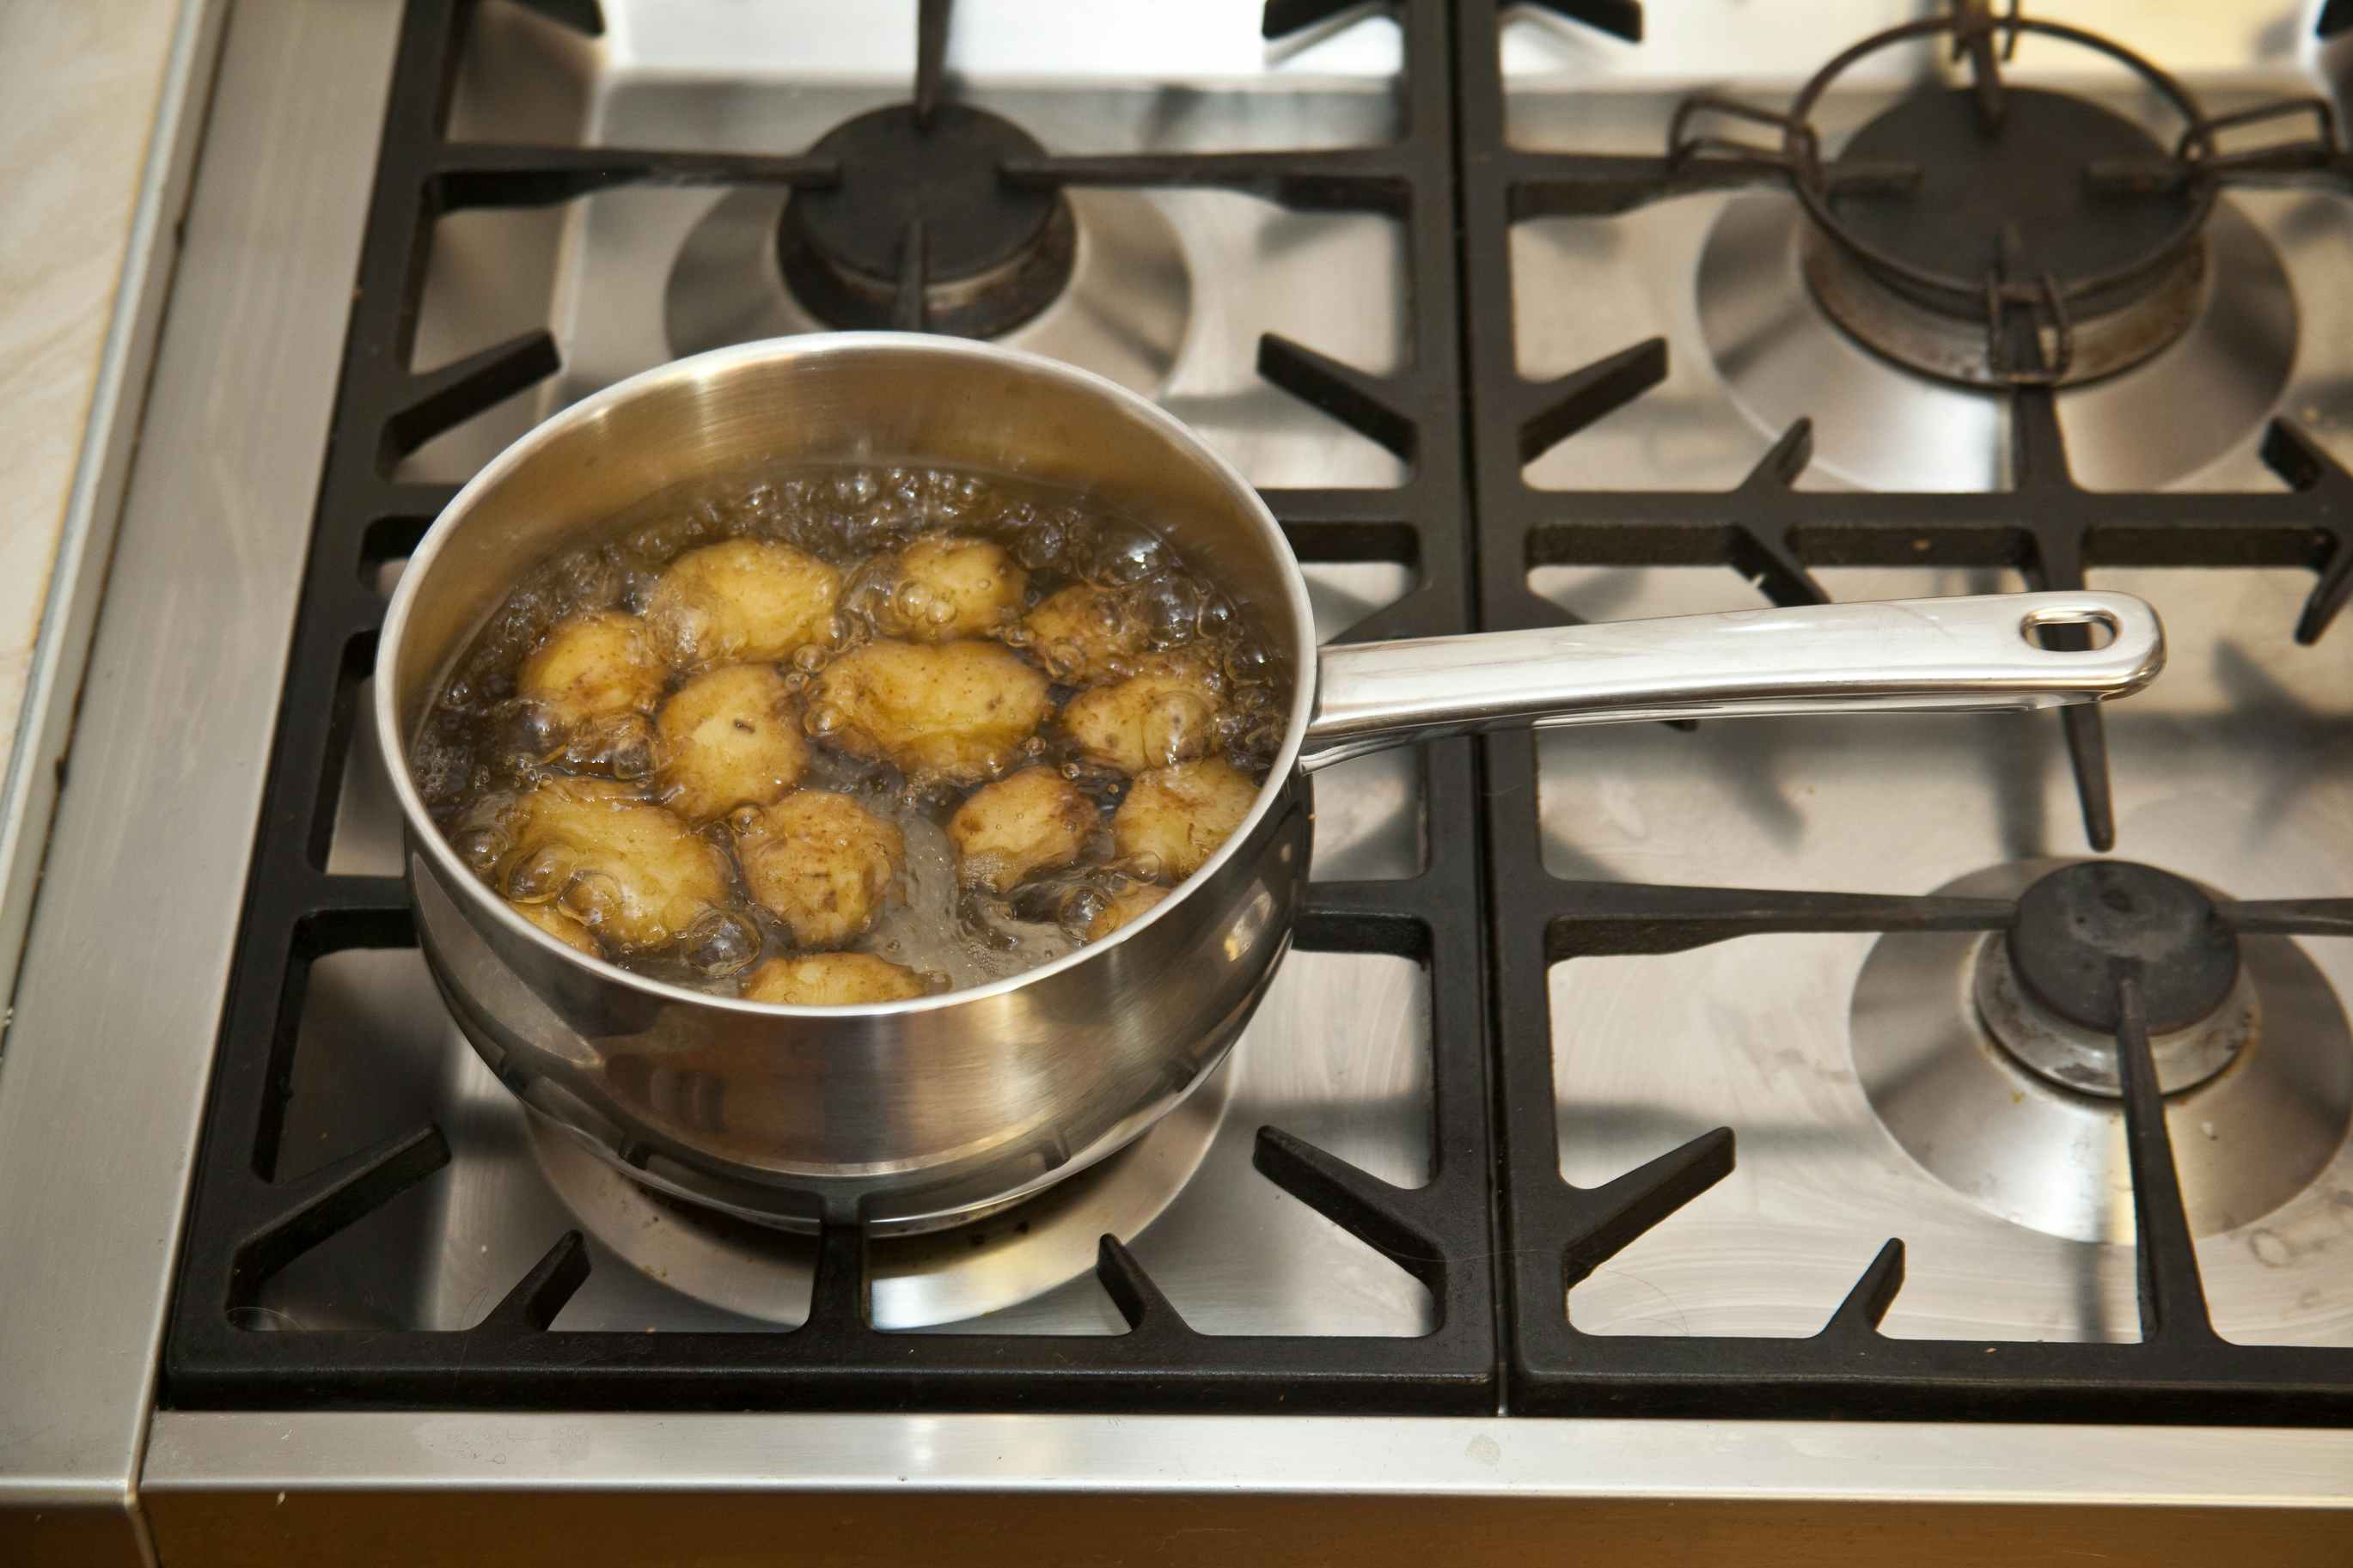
[5,1,2353,1564]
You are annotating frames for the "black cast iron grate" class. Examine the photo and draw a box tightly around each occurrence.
[163,0,1500,1413]
[1464,1,2353,1422]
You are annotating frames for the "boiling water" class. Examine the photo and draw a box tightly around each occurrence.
[413,464,1286,996]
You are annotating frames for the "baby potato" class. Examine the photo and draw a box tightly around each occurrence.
[810,638,1052,779]
[646,538,840,666]
[735,790,906,948]
[1085,882,1169,942]
[516,609,666,729]
[511,897,604,957]
[655,663,810,822]
[1060,653,1224,775]
[947,766,1093,894]
[741,952,927,1006]
[877,534,1026,643]
[1023,583,1145,684]
[510,778,731,952]
[1111,757,1259,882]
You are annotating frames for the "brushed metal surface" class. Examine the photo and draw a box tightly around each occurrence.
[255,943,1431,1336]
[1694,193,2296,491]
[138,1406,2353,1497]
[412,29,1410,491]
[1851,864,2353,1246]
[1537,565,2353,1346]
[0,0,394,1533]
[1510,88,2353,498]
[383,331,2162,1228]
[0,0,2327,1531]
[665,186,1190,400]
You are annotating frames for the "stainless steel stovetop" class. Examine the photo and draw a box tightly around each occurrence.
[7,3,2353,1565]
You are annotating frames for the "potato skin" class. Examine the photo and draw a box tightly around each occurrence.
[741,952,927,1006]
[809,638,1052,780]
[877,535,1026,643]
[735,790,906,948]
[1023,583,1145,685]
[656,663,810,822]
[646,538,840,666]
[509,778,731,952]
[516,610,666,729]
[947,766,1093,894]
[1085,882,1169,942]
[1111,757,1260,882]
[512,897,604,957]
[1060,653,1223,775]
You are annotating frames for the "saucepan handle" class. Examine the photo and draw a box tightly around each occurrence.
[1297,590,2164,772]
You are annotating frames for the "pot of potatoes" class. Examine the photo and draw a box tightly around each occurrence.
[379,333,2167,1229]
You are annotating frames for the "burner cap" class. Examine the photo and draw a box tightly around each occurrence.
[1832,88,2201,316]
[2006,860,2240,1034]
[778,103,1076,339]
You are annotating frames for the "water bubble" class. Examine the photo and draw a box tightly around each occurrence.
[1011,512,1062,570]
[1224,642,1273,684]
[805,704,845,738]
[559,869,623,930]
[455,827,505,876]
[501,700,565,763]
[1196,595,1234,639]
[726,804,765,837]
[504,845,577,905]
[681,908,761,977]
[835,469,879,505]
[791,643,829,674]
[1139,574,1202,648]
[1091,524,1167,585]
[1057,887,1109,940]
[1043,642,1086,680]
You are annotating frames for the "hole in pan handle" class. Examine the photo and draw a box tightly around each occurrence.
[1297,590,2165,772]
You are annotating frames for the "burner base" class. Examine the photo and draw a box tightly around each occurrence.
[1849,859,2353,1245]
[529,1045,1234,1328]
[1695,194,2296,491]
[669,186,1189,400]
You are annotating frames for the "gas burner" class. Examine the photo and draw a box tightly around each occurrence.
[668,182,1189,399]
[1850,860,2353,1246]
[777,102,1077,339]
[1983,861,2246,1095]
[528,1044,1234,1329]
[1693,194,2294,491]
[1801,88,2205,387]
[1761,9,2228,388]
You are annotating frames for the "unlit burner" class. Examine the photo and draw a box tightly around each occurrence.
[1979,861,2248,1097]
[1802,87,2206,387]
[1849,859,2353,1244]
[777,103,1078,338]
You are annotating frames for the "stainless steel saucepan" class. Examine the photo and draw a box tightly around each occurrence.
[376,333,2164,1231]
